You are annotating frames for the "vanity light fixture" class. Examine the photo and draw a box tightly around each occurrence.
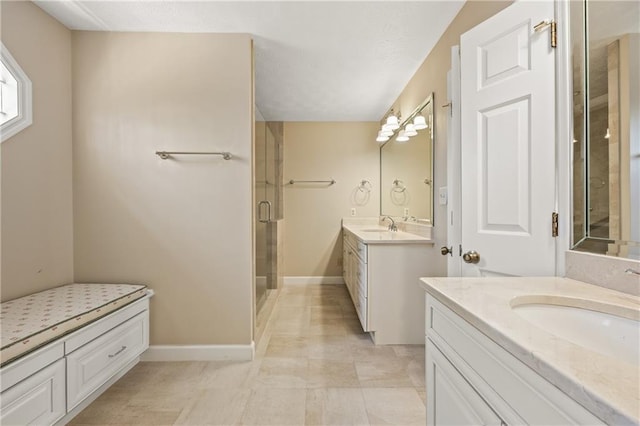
[413,114,428,130]
[396,130,409,143]
[604,128,610,139]
[404,123,418,137]
[380,128,393,137]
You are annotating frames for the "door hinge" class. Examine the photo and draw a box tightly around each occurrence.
[534,19,557,49]
[552,212,559,237]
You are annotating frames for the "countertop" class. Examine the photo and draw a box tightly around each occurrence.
[342,223,433,245]
[418,276,640,425]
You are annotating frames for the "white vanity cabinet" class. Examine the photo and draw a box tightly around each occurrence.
[343,231,369,331]
[425,295,606,426]
[342,226,435,344]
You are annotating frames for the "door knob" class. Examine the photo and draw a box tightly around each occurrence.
[440,246,453,256]
[462,250,480,264]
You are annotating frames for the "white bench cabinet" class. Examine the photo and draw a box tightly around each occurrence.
[0,291,152,426]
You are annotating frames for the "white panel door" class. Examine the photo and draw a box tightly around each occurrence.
[460,0,556,277]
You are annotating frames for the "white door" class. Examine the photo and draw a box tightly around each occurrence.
[460,0,557,277]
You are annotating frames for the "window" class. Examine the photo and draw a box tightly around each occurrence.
[1,43,32,142]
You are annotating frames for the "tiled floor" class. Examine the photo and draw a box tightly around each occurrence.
[70,284,426,425]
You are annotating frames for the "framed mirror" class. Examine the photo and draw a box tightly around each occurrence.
[380,94,434,222]
[571,0,639,259]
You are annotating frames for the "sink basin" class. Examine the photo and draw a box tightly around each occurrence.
[360,228,390,233]
[511,295,640,365]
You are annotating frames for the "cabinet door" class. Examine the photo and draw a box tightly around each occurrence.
[426,339,503,426]
[344,243,354,295]
[0,359,66,426]
[342,244,348,280]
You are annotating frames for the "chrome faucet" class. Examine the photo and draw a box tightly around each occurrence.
[382,216,397,231]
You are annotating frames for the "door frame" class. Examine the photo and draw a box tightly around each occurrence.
[447,0,573,277]
[447,45,462,277]
[555,0,573,276]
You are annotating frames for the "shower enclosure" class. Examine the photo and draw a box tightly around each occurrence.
[254,113,283,316]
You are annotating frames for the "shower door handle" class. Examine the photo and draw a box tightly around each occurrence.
[258,200,272,223]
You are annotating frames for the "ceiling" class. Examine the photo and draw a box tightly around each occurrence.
[34,1,465,121]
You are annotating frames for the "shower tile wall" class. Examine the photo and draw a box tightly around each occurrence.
[588,106,610,238]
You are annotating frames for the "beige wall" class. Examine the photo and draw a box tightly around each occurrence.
[384,0,512,274]
[1,1,73,301]
[72,32,254,345]
[283,122,379,277]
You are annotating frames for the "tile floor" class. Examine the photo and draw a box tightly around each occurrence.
[70,284,426,425]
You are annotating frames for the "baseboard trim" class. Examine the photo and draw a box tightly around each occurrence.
[283,276,345,285]
[141,343,255,362]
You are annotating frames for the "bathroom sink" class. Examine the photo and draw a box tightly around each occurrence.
[361,228,390,233]
[511,296,640,365]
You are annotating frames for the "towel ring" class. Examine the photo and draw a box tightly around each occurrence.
[358,180,372,193]
[392,179,406,193]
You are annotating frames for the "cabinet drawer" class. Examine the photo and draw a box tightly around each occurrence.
[65,296,149,354]
[355,241,367,263]
[0,342,64,391]
[344,233,357,252]
[0,358,65,426]
[67,311,148,410]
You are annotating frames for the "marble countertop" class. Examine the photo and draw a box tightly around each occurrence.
[418,277,640,425]
[342,223,433,245]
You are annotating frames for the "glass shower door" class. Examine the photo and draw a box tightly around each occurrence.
[255,118,281,316]
[255,119,268,313]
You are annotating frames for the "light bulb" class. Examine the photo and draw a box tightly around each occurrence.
[413,114,428,130]
[404,123,417,137]
[396,130,409,142]
[376,131,390,143]
[383,114,399,131]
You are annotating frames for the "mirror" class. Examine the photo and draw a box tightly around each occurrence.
[571,0,640,259]
[380,94,434,222]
